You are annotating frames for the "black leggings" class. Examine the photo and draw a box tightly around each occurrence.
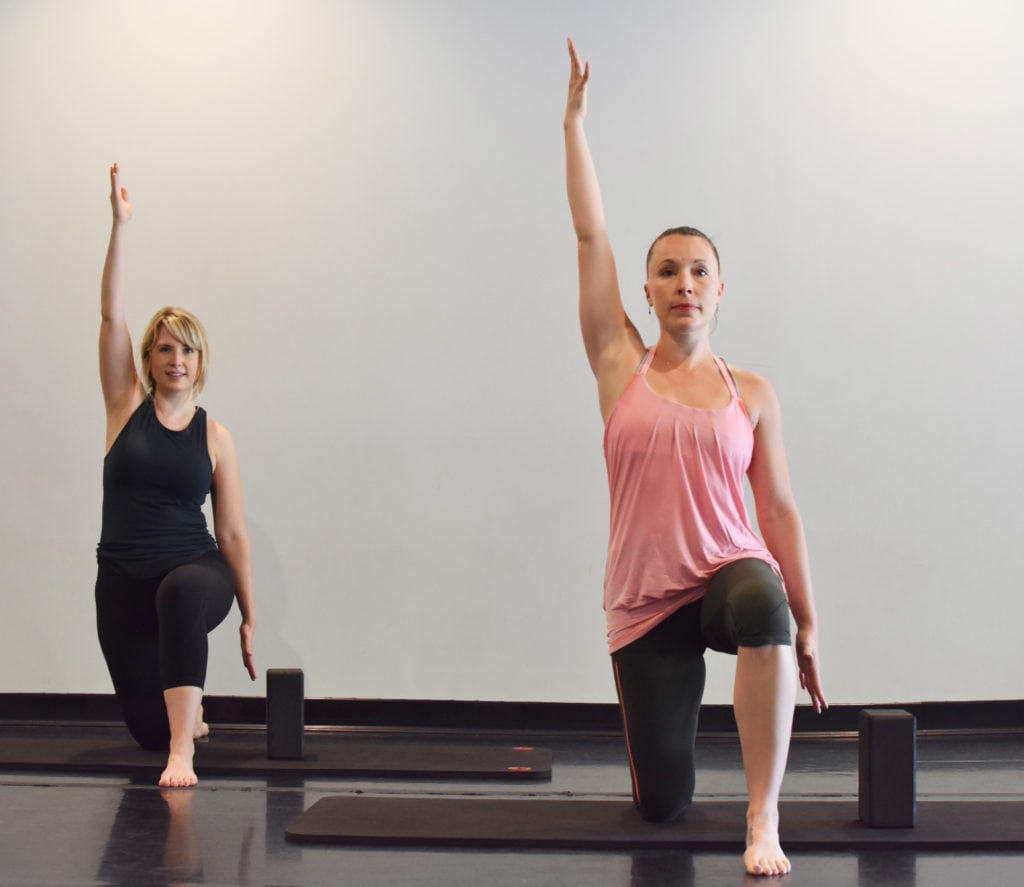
[95,551,235,751]
[611,558,792,823]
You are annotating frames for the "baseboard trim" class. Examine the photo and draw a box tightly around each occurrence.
[1,694,1021,736]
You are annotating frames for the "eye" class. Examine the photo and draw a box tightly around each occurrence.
[184,346,195,354]
[659,267,675,277]
[695,267,708,277]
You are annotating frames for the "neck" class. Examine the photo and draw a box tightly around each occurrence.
[654,330,714,368]
[152,388,195,415]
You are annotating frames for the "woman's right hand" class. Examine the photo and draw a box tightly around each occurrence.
[109,163,133,225]
[100,163,142,428]
[563,37,640,411]
[565,38,590,123]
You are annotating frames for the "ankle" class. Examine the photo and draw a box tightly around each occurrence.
[168,736,195,758]
[746,807,780,832]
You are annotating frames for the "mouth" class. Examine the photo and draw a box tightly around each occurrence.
[670,303,699,313]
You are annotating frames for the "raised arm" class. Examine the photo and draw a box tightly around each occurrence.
[564,39,644,415]
[100,164,144,443]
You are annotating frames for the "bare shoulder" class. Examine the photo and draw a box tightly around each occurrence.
[728,365,780,428]
[206,415,238,474]
[207,415,233,441]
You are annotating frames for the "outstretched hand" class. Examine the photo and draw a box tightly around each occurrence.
[565,38,590,122]
[109,163,133,225]
[240,622,256,681]
[796,626,827,714]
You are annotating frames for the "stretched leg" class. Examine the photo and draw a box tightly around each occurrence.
[161,685,204,787]
[702,559,795,876]
[735,644,796,876]
[611,601,706,822]
[155,552,235,787]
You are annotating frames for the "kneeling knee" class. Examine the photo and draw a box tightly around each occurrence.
[636,794,689,824]
[126,720,170,752]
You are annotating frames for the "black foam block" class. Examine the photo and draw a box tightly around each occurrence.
[285,796,1024,849]
[859,708,916,827]
[267,668,305,760]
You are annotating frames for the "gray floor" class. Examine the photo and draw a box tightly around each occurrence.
[1,724,1022,886]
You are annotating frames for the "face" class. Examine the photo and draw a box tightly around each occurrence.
[644,234,724,331]
[149,326,201,394]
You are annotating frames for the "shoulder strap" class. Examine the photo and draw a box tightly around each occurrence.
[714,356,741,399]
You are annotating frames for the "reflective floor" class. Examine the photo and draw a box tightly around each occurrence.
[1,724,1022,886]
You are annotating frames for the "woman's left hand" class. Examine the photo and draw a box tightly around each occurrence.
[240,621,256,681]
[796,625,827,713]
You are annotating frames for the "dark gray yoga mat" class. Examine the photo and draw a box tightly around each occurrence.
[286,796,1024,849]
[0,732,551,780]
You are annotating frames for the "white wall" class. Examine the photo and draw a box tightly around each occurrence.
[1,0,1022,705]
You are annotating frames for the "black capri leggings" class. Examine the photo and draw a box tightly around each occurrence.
[611,558,791,823]
[95,550,235,751]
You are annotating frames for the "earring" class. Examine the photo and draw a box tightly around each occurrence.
[648,304,652,315]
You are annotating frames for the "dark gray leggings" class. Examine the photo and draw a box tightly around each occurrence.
[95,551,235,751]
[611,558,792,823]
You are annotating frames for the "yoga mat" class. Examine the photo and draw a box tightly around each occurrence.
[0,732,551,780]
[285,796,1024,850]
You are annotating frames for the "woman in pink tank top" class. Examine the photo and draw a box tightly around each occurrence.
[564,39,826,878]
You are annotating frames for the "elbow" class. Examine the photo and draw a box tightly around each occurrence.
[758,502,801,533]
[575,230,606,252]
[215,525,250,551]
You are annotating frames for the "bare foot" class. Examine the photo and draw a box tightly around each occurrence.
[193,704,209,740]
[159,743,198,788]
[744,810,790,877]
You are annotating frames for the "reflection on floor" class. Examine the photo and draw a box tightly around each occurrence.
[0,723,1022,886]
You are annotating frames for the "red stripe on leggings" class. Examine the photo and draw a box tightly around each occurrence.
[612,658,642,808]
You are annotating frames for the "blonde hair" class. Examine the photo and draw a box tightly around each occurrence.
[139,307,209,395]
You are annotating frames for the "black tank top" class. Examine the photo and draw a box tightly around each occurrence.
[97,398,218,578]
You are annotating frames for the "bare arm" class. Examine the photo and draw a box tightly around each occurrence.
[564,39,644,416]
[744,373,826,712]
[100,164,144,444]
[209,421,257,681]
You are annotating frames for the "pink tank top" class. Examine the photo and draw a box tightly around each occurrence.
[602,347,781,653]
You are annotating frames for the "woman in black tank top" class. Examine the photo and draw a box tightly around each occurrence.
[96,164,257,788]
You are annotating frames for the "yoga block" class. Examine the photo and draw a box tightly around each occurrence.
[267,668,305,760]
[858,708,916,827]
